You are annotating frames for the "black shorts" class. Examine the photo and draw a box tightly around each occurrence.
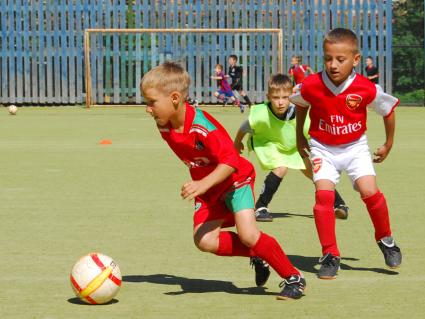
[231,83,243,91]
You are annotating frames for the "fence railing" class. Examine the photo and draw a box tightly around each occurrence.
[0,0,393,105]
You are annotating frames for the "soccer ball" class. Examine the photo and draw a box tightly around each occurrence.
[70,253,122,304]
[8,104,17,115]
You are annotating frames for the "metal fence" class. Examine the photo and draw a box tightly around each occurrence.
[0,0,393,105]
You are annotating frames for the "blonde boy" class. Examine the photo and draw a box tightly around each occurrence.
[141,62,306,300]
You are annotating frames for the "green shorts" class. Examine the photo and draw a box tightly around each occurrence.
[224,183,255,213]
[193,178,255,228]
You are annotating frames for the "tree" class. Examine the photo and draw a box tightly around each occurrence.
[392,0,424,99]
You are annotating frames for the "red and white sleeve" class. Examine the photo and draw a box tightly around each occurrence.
[368,85,400,118]
[289,85,311,108]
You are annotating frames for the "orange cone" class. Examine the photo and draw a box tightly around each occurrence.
[99,139,112,145]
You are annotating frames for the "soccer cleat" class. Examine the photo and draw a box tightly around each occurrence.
[318,253,340,279]
[334,204,349,220]
[239,103,246,113]
[276,275,306,300]
[250,257,271,287]
[255,207,273,222]
[377,236,402,269]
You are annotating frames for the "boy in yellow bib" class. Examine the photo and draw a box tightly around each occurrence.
[234,74,349,221]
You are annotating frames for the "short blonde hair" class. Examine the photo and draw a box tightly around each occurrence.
[268,73,293,93]
[140,61,190,98]
[323,28,359,53]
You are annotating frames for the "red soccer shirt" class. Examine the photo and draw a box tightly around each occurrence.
[290,71,399,145]
[288,64,309,84]
[159,103,255,202]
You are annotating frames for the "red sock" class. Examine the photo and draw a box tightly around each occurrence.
[251,232,299,278]
[314,190,340,256]
[362,191,392,241]
[215,231,252,257]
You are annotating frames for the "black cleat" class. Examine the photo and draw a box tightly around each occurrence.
[377,236,402,269]
[276,275,306,300]
[334,204,349,220]
[239,103,246,113]
[250,257,271,287]
[318,253,340,279]
[255,207,273,222]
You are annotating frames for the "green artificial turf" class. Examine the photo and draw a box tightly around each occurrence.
[0,106,423,318]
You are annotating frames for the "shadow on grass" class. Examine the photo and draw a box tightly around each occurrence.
[67,297,119,305]
[288,255,398,275]
[123,274,275,296]
[339,263,399,275]
[270,212,314,219]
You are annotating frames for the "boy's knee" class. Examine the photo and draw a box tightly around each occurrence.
[360,189,379,199]
[238,231,260,248]
[272,166,288,178]
[193,234,218,253]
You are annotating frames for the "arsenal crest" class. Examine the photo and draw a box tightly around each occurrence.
[345,94,362,110]
[312,157,322,173]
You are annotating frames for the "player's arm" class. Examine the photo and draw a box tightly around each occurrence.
[306,66,315,74]
[181,164,235,201]
[234,119,252,154]
[181,127,240,201]
[368,85,399,163]
[373,112,395,163]
[295,105,310,158]
[290,86,311,158]
[211,75,222,80]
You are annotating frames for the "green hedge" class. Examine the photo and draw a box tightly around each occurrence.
[394,89,425,105]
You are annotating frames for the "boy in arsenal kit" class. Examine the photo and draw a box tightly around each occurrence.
[141,61,306,300]
[288,55,315,85]
[291,28,402,279]
[233,74,349,222]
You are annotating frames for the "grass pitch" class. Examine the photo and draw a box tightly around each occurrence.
[0,106,424,319]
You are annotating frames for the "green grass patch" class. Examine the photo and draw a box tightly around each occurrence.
[0,106,424,318]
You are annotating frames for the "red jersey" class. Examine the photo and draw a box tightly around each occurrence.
[288,64,309,84]
[159,103,255,202]
[290,71,399,145]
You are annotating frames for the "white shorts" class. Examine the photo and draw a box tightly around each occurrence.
[309,135,376,185]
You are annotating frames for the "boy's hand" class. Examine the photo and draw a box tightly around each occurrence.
[373,144,392,163]
[181,180,209,201]
[297,136,310,158]
[234,140,244,154]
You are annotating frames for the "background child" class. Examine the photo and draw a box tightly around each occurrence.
[227,55,253,107]
[365,56,379,84]
[141,61,306,300]
[291,28,402,280]
[288,55,315,85]
[234,74,349,222]
[211,64,245,113]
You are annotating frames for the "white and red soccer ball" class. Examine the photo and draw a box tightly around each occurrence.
[70,253,122,304]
